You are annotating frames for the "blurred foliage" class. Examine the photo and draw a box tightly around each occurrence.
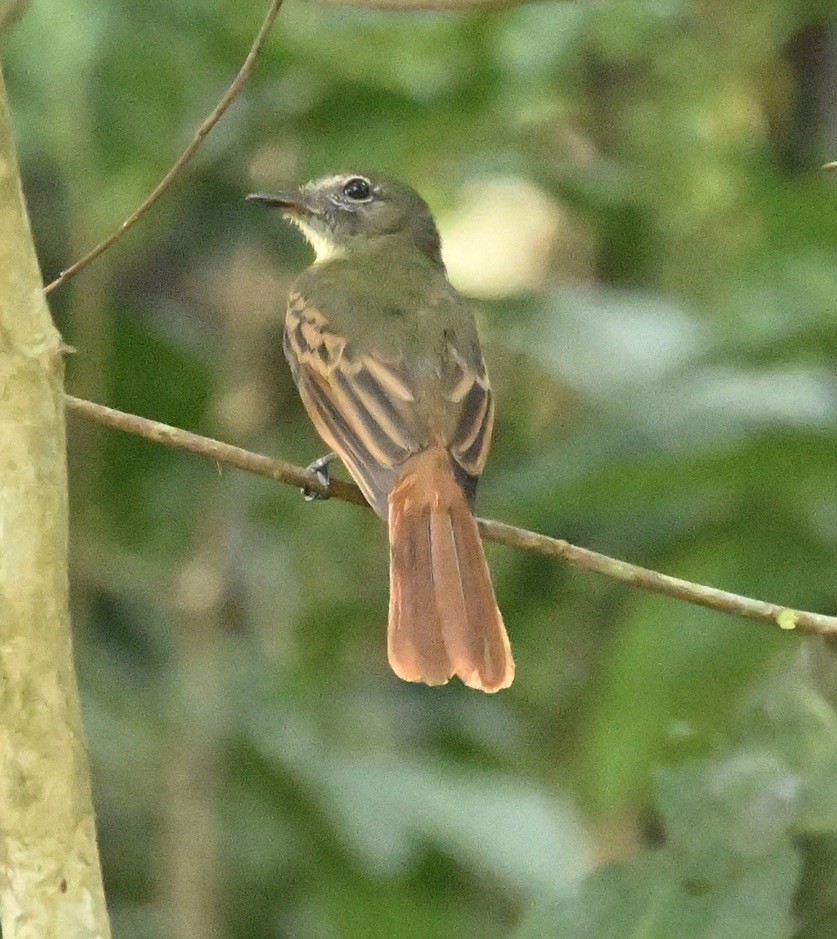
[3,0,836,935]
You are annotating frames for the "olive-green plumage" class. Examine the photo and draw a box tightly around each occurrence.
[249,172,514,691]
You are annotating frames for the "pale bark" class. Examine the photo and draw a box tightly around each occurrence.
[0,60,111,938]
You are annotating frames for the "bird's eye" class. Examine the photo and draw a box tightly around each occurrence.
[342,177,372,201]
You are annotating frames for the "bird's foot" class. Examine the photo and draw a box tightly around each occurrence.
[302,452,336,501]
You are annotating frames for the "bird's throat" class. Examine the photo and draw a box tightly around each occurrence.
[287,214,345,264]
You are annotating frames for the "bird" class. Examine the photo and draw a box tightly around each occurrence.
[248,172,514,692]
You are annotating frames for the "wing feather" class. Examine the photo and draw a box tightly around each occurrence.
[284,289,495,514]
[444,345,494,481]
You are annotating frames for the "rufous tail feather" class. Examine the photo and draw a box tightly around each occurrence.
[387,449,514,692]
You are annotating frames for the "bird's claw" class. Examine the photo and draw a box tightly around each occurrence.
[302,452,336,501]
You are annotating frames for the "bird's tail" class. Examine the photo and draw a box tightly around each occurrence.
[387,449,514,692]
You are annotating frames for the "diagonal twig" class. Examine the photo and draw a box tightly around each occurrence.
[44,0,286,295]
[316,0,526,9]
[64,394,837,638]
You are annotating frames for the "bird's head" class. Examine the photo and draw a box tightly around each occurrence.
[247,172,443,266]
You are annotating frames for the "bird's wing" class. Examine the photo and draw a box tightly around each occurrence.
[284,289,494,515]
[440,340,494,495]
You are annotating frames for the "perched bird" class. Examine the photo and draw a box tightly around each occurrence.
[248,173,514,691]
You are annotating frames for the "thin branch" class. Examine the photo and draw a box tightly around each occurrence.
[65,395,366,507]
[44,0,285,295]
[473,521,836,636]
[64,395,837,638]
[316,0,526,10]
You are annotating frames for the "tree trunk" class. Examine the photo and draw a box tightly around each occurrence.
[0,58,111,938]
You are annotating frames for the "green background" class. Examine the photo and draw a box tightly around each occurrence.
[5,0,836,935]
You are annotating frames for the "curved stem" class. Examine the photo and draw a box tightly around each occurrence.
[44,0,285,294]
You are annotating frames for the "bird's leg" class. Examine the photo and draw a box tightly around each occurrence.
[302,452,336,501]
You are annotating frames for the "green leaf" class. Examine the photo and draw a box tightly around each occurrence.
[515,843,801,939]
[250,706,590,895]
[656,753,799,883]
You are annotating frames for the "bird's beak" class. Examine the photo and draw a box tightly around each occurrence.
[246,191,318,216]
